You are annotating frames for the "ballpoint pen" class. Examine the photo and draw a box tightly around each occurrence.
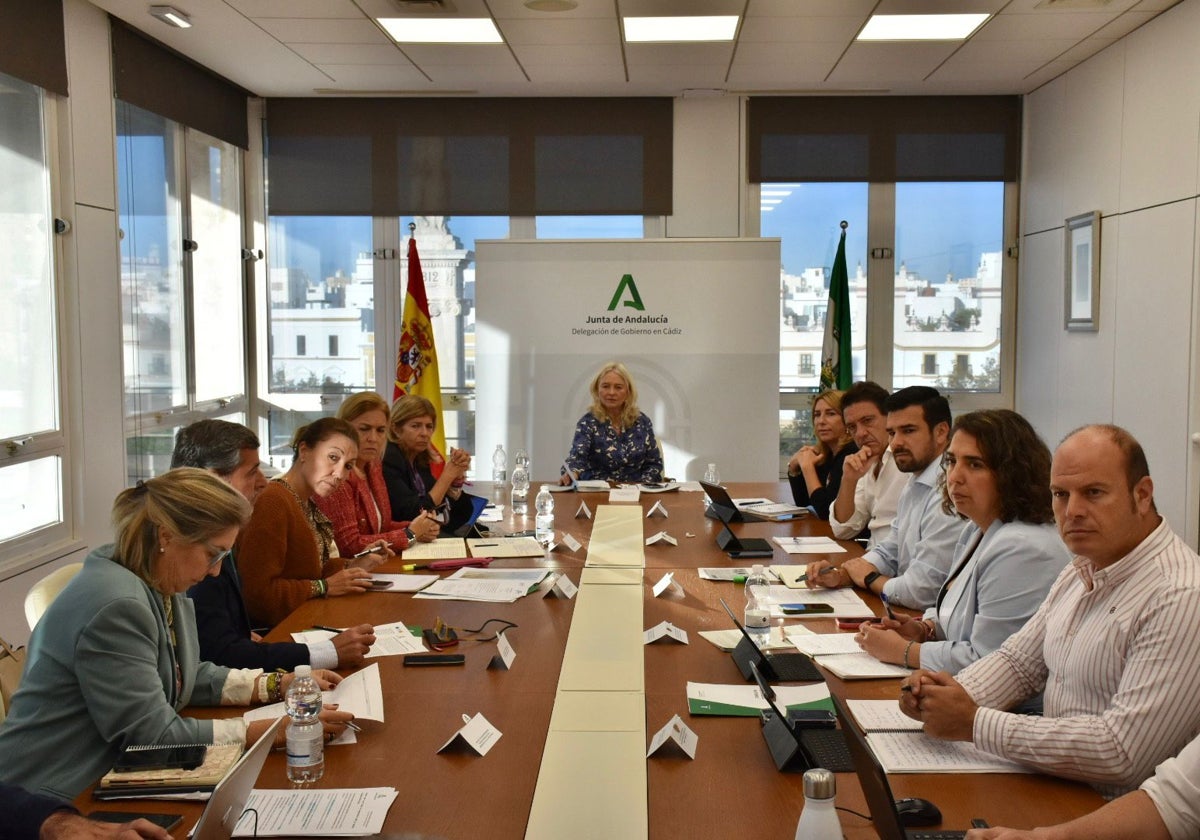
[794,566,840,584]
[880,592,897,621]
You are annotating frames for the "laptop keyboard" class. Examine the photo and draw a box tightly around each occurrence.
[765,652,824,682]
[798,727,855,773]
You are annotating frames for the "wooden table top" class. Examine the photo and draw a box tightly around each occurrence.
[80,481,1104,839]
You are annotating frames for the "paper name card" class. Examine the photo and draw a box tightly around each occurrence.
[488,631,516,670]
[608,487,640,503]
[560,532,584,553]
[645,530,677,547]
[544,572,579,600]
[643,620,688,645]
[575,501,593,519]
[437,713,502,757]
[647,714,698,759]
[651,572,676,597]
[645,500,668,518]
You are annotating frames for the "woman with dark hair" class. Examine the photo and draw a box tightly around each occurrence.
[381,394,474,527]
[0,469,349,800]
[317,392,441,557]
[561,361,663,484]
[786,389,858,518]
[858,409,1069,680]
[239,417,374,628]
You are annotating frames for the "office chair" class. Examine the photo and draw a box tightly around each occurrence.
[24,562,82,631]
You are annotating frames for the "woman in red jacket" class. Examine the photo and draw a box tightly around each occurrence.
[316,392,440,559]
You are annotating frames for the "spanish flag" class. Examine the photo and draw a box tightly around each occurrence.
[394,232,446,458]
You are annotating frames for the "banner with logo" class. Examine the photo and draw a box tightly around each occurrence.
[475,239,780,481]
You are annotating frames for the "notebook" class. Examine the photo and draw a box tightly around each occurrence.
[96,743,243,797]
[718,597,823,683]
[832,694,981,840]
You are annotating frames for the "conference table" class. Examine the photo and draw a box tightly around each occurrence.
[82,481,1104,838]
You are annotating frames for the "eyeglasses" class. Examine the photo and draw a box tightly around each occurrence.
[204,543,233,568]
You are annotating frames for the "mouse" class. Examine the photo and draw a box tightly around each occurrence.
[894,797,943,827]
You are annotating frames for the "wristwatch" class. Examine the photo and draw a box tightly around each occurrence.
[404,527,415,544]
[862,570,882,591]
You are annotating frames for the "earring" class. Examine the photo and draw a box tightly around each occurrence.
[160,547,166,553]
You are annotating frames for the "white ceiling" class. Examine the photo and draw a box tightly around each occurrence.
[91,0,1181,97]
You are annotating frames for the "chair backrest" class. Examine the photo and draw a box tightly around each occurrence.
[24,562,83,631]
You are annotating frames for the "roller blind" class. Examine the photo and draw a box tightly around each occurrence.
[748,96,1021,183]
[0,0,67,96]
[111,18,250,149]
[265,97,673,216]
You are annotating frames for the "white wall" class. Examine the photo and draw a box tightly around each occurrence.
[1016,0,1200,545]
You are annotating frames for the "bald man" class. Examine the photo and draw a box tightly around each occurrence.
[902,424,1200,798]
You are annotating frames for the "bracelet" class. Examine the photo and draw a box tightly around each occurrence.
[310,579,327,598]
[266,670,285,703]
[256,674,270,703]
[903,640,918,669]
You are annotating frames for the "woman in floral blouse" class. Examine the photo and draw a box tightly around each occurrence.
[561,361,664,485]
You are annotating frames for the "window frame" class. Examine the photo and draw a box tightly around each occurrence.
[0,78,77,575]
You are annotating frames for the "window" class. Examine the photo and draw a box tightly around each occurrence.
[923,354,937,376]
[329,335,338,357]
[0,72,70,563]
[296,335,306,356]
[117,102,247,483]
[799,354,814,376]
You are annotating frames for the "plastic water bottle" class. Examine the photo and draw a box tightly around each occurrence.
[285,665,324,783]
[794,768,844,839]
[491,444,507,483]
[511,460,530,516]
[744,564,772,649]
[535,485,555,544]
[702,463,720,512]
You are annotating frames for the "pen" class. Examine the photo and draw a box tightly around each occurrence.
[900,684,913,693]
[344,721,362,732]
[880,592,897,621]
[472,542,498,547]
[312,625,343,634]
[796,566,840,584]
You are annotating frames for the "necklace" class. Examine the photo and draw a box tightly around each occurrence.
[275,477,334,567]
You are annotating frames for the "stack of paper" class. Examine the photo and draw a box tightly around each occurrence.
[415,567,550,603]
[767,585,873,618]
[292,622,427,658]
[467,536,545,558]
[234,787,398,836]
[866,732,1032,774]
[771,536,846,555]
[685,681,833,717]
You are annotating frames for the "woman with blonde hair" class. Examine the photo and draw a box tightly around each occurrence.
[0,469,350,800]
[786,388,857,518]
[239,417,374,628]
[561,361,663,484]
[317,392,440,557]
[381,394,474,528]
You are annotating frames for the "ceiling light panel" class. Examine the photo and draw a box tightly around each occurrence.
[378,17,503,42]
[623,15,739,42]
[858,13,990,40]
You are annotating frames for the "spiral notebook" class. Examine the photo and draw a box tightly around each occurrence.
[96,742,243,798]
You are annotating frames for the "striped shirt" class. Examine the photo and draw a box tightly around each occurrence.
[958,518,1200,798]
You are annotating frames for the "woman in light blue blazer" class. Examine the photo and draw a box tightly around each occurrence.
[0,469,350,801]
[858,410,1068,681]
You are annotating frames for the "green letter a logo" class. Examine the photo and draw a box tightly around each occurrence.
[607,274,645,311]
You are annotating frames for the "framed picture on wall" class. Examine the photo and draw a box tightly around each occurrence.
[1064,211,1100,331]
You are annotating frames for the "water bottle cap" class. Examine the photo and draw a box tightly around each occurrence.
[707,462,716,470]
[803,767,836,800]
[540,484,550,491]
[294,664,312,678]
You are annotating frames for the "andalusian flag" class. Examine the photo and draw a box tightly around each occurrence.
[820,221,852,391]
[394,232,446,458]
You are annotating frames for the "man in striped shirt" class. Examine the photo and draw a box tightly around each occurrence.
[902,424,1200,797]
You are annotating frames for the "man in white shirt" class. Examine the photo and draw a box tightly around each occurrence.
[809,385,962,609]
[904,424,1200,798]
[827,381,908,548]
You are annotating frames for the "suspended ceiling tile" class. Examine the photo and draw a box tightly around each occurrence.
[290,43,414,65]
[403,44,520,66]
[737,16,864,43]
[948,37,1077,63]
[311,63,439,90]
[498,17,620,46]
[228,0,363,18]
[829,42,960,83]
[624,43,736,66]
[256,18,391,44]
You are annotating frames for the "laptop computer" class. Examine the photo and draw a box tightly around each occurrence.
[831,694,985,840]
[449,492,490,538]
[749,660,854,773]
[700,480,807,522]
[192,717,285,840]
[718,597,823,683]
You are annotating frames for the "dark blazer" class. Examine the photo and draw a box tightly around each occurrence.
[187,550,310,671]
[0,782,71,840]
[381,441,475,531]
[788,441,858,520]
